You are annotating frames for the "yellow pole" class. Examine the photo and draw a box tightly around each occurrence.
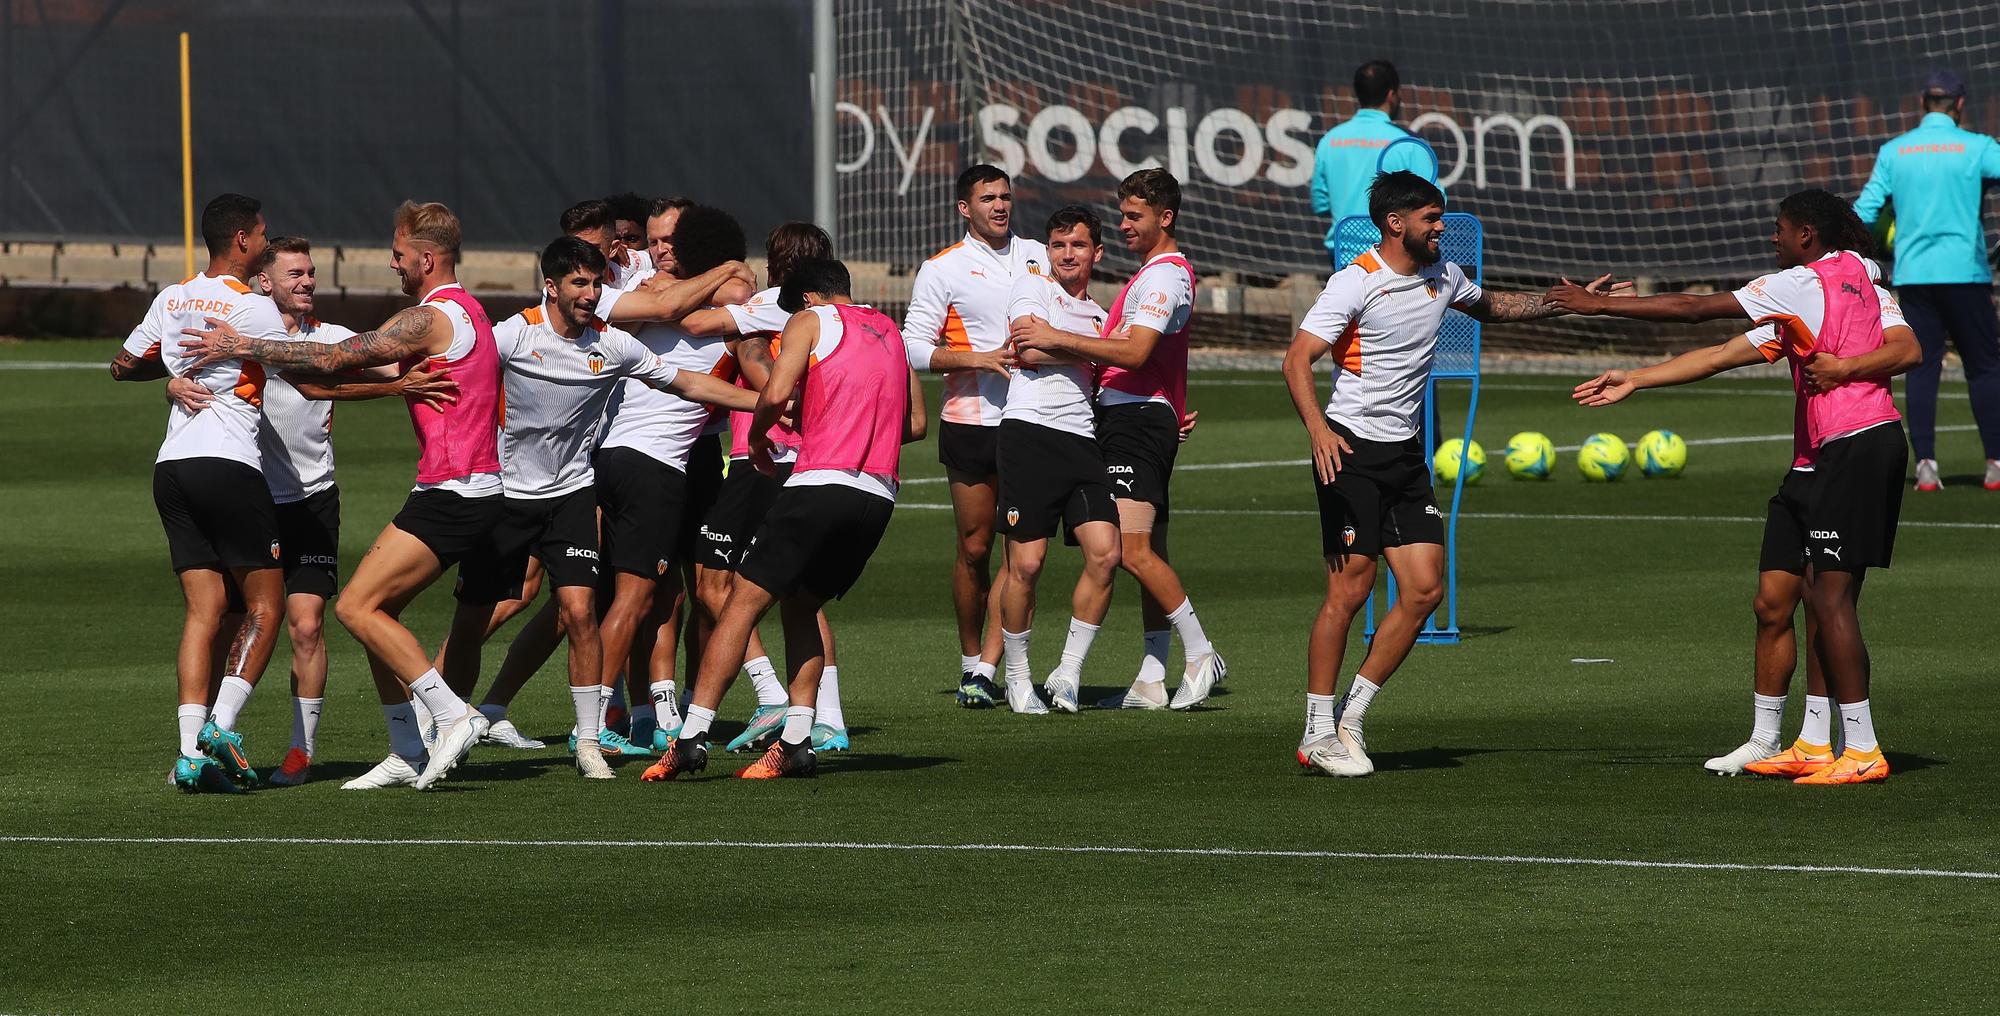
[179,31,193,278]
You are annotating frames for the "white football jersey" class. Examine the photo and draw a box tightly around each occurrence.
[902,232,1049,426]
[493,301,679,498]
[257,317,356,503]
[122,272,288,469]
[1003,273,1106,438]
[1298,246,1484,443]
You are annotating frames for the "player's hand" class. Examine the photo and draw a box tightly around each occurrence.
[179,316,245,370]
[1568,274,1633,299]
[1544,282,1604,316]
[748,433,777,476]
[1573,369,1637,407]
[1178,410,1199,444]
[966,348,1012,378]
[1800,351,1854,392]
[394,363,459,413]
[725,260,757,287]
[165,376,213,415]
[1309,423,1352,484]
[1007,314,1061,353]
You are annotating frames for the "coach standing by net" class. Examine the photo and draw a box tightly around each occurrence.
[1854,70,2000,491]
[1311,60,1440,273]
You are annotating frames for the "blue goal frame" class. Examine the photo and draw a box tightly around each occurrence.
[1328,211,1483,644]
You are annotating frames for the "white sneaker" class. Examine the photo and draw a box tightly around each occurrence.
[1098,681,1168,710]
[1915,458,1942,492]
[480,719,546,749]
[1303,736,1370,777]
[1986,459,2000,491]
[1703,737,1781,776]
[1043,670,1080,714]
[1005,680,1049,715]
[342,753,423,790]
[574,743,615,780]
[414,710,488,790]
[1336,723,1373,775]
[1168,650,1225,710]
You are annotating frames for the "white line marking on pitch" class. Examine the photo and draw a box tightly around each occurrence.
[897,503,1998,531]
[1,834,1993,882]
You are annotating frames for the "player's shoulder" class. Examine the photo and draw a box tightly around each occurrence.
[925,240,968,263]
[1014,236,1050,260]
[745,285,781,307]
[303,317,357,344]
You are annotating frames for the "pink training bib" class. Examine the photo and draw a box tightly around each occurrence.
[403,286,502,484]
[1777,253,1901,467]
[1097,253,1196,418]
[792,304,908,481]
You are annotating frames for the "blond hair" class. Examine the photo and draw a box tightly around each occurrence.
[393,200,461,261]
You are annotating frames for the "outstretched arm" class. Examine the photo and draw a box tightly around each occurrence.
[1572,336,1767,407]
[604,264,752,324]
[290,362,459,412]
[1012,318,1160,370]
[1547,283,1746,323]
[1460,273,1630,322]
[653,368,758,414]
[182,304,444,373]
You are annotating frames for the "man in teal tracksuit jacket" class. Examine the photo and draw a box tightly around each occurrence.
[1854,70,2000,490]
[1311,60,1441,273]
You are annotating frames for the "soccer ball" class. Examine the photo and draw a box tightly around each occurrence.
[1433,438,1486,485]
[1502,431,1555,479]
[1636,429,1688,478]
[1576,433,1629,481]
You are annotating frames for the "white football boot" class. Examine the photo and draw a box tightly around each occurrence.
[1303,736,1370,777]
[480,719,546,749]
[1704,737,1782,776]
[1043,669,1081,714]
[574,743,615,780]
[414,711,489,790]
[342,753,423,790]
[1005,679,1050,715]
[1169,650,1226,710]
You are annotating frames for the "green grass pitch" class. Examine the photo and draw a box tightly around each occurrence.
[2,340,1997,1014]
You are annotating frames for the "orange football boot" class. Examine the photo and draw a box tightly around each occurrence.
[640,738,707,782]
[1794,747,1890,785]
[1742,739,1836,778]
[738,739,816,780]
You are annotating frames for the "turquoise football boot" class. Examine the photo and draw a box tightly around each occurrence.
[810,723,849,752]
[197,720,258,787]
[724,704,787,753]
[172,755,244,794]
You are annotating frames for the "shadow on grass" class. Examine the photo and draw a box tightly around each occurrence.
[1886,752,1945,774]
[823,753,955,774]
[1366,746,1499,772]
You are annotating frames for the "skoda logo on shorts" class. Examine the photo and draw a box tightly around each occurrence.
[1342,526,1356,547]
[1006,508,1020,526]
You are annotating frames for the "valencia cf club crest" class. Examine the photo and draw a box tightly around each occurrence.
[1423,278,1440,298]
[1026,258,1042,276]
[586,351,606,375]
[1342,526,1356,547]
[656,558,669,576]
[1006,507,1020,527]
[270,540,282,560]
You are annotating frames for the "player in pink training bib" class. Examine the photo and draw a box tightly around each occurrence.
[1555,189,1922,787]
[644,259,927,783]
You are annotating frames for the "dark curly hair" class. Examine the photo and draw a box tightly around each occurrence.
[1778,188,1875,257]
[670,204,747,275]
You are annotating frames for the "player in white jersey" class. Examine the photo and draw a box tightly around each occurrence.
[991,207,1122,714]
[166,236,455,785]
[1011,170,1220,711]
[676,221,854,750]
[1282,172,1615,776]
[111,193,290,793]
[606,192,655,280]
[433,237,754,779]
[904,164,1047,707]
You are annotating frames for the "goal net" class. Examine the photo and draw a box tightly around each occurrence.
[837,0,2000,356]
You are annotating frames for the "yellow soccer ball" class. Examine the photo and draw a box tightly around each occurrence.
[1577,432,1630,482]
[1503,431,1555,480]
[1433,438,1486,485]
[1636,429,1688,478]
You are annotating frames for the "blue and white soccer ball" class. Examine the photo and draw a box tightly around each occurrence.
[1636,429,1688,478]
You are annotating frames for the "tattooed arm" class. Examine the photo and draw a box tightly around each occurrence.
[180,304,446,373]
[1464,273,1633,323]
[109,347,169,382]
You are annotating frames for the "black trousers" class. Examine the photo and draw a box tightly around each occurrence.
[1896,283,2000,460]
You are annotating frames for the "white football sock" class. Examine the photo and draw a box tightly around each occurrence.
[409,669,468,724]
[960,653,980,674]
[1136,630,1171,684]
[1339,675,1381,731]
[475,703,508,725]
[782,705,814,743]
[745,656,786,707]
[1800,694,1833,746]
[1751,692,1785,745]
[382,702,425,761]
[1165,598,1213,658]
[679,704,716,742]
[1838,698,1879,753]
[1303,693,1338,745]
[1059,617,1099,674]
[650,681,681,726]
[291,696,323,756]
[210,675,255,731]
[1002,628,1033,687]
[970,660,998,681]
[815,666,845,731]
[178,703,207,758]
[597,684,614,729]
[572,685,602,747]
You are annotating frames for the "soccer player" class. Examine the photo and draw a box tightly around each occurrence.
[683,221,853,749]
[992,206,1122,714]
[646,196,693,278]
[1011,168,1219,711]
[168,236,456,785]
[1554,189,1921,785]
[441,237,754,779]
[644,258,924,781]
[182,200,510,790]
[605,191,655,279]
[1280,171,1619,776]
[112,193,289,793]
[904,164,1042,707]
[561,198,639,291]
